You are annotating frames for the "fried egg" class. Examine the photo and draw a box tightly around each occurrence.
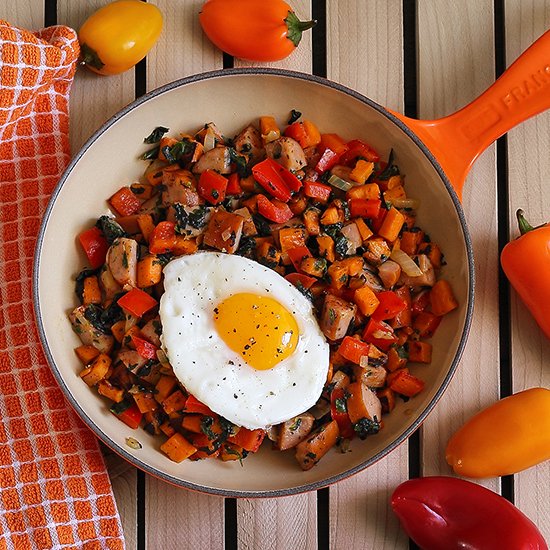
[159,252,329,429]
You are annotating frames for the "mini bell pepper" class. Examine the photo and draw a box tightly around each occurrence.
[446,387,550,478]
[131,335,158,360]
[78,226,109,269]
[348,198,381,219]
[303,180,332,202]
[256,194,294,223]
[337,336,370,365]
[362,318,397,351]
[252,158,293,202]
[330,388,355,439]
[110,401,142,429]
[149,221,177,254]
[198,169,228,205]
[371,291,407,321]
[392,476,548,550]
[339,139,380,165]
[117,287,158,318]
[314,148,340,174]
[501,209,550,339]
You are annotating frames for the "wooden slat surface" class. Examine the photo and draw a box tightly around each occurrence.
[416,0,501,495]
[505,1,550,541]
[326,3,408,549]
[3,0,550,547]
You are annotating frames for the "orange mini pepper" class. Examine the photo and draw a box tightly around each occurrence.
[446,387,550,478]
[199,0,316,62]
[501,209,550,339]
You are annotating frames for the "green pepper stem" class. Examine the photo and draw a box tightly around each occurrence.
[285,11,317,47]
[516,209,535,235]
[79,43,105,70]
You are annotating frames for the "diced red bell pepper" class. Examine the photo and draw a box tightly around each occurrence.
[252,158,292,202]
[315,148,340,173]
[362,318,398,351]
[256,194,294,223]
[287,246,313,272]
[270,162,302,193]
[185,394,214,416]
[349,198,382,219]
[284,120,321,149]
[285,272,317,290]
[337,336,370,365]
[304,180,332,202]
[371,206,388,233]
[412,290,431,316]
[149,221,177,254]
[78,226,109,269]
[111,401,142,429]
[372,291,408,321]
[109,186,142,216]
[340,139,380,165]
[413,311,442,338]
[228,427,266,452]
[117,288,158,318]
[198,169,228,205]
[131,335,158,360]
[226,172,242,195]
[330,388,355,439]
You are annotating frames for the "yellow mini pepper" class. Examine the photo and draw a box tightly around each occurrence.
[446,387,550,478]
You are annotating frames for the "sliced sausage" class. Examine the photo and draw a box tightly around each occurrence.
[69,305,114,354]
[192,146,232,174]
[320,294,356,341]
[106,237,138,290]
[233,124,265,164]
[277,412,315,451]
[265,136,307,172]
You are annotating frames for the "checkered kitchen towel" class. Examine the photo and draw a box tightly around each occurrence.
[0,20,125,549]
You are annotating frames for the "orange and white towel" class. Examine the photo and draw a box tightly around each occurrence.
[0,20,125,549]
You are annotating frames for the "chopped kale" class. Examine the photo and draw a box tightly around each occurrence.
[140,146,160,160]
[229,147,251,178]
[83,301,124,335]
[322,223,343,238]
[236,236,256,258]
[161,139,195,165]
[153,252,174,267]
[96,215,127,245]
[353,416,381,440]
[172,202,188,235]
[186,205,209,229]
[378,149,400,180]
[334,233,350,259]
[144,126,169,144]
[252,213,272,237]
[288,109,302,124]
[75,267,100,301]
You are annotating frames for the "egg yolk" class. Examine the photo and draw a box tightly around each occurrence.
[213,293,299,370]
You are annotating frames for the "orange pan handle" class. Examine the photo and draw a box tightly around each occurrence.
[389,28,550,201]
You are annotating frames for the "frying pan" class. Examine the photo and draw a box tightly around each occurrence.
[33,29,550,496]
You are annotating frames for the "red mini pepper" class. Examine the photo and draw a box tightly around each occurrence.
[286,245,312,272]
[109,186,142,216]
[330,388,355,439]
[184,394,214,416]
[303,180,332,202]
[149,221,177,254]
[284,272,317,290]
[314,148,340,174]
[198,169,228,205]
[256,194,294,223]
[228,427,266,452]
[371,291,407,321]
[337,336,370,365]
[501,209,550,339]
[226,172,242,195]
[392,476,548,550]
[78,226,109,269]
[252,158,294,202]
[131,335,158,360]
[339,139,380,165]
[117,288,158,317]
[110,401,142,429]
[362,318,397,351]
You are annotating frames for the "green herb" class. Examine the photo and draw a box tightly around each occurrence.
[110,400,133,415]
[334,234,350,258]
[187,205,209,229]
[288,417,302,433]
[144,126,169,144]
[353,416,381,440]
[328,308,336,324]
[322,223,343,238]
[236,236,256,258]
[229,147,251,177]
[378,149,400,180]
[96,215,127,244]
[153,252,174,267]
[121,250,129,269]
[294,281,313,302]
[335,396,347,414]
[74,267,100,301]
[172,203,188,235]
[288,109,302,124]
[140,146,160,160]
[252,213,272,237]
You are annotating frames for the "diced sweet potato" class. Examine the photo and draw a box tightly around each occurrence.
[203,209,244,254]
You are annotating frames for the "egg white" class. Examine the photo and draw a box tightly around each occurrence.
[159,252,330,430]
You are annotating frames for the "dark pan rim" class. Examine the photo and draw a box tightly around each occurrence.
[33,67,475,498]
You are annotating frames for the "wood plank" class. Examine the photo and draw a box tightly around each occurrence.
[232,2,319,547]
[143,2,225,549]
[55,2,139,546]
[416,1,501,494]
[57,1,135,154]
[4,1,44,29]
[504,1,550,541]
[237,495,317,550]
[326,2,408,548]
